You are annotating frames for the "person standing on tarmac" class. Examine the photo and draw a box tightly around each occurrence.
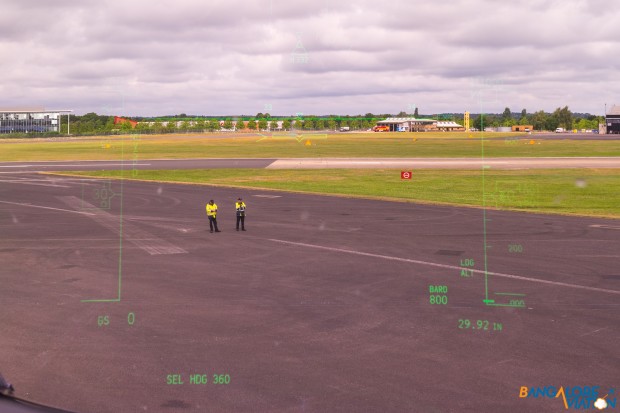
[235,197,246,231]
[206,199,220,233]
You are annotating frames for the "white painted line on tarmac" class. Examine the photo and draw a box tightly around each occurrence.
[589,224,620,230]
[0,178,70,188]
[268,239,620,296]
[58,196,187,255]
[0,200,96,216]
[0,163,151,168]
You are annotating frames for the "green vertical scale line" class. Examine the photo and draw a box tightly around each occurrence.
[480,112,491,304]
[117,135,125,300]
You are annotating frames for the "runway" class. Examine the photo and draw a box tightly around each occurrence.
[0,156,618,173]
[1,173,618,413]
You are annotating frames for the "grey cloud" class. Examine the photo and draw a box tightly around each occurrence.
[1,0,619,116]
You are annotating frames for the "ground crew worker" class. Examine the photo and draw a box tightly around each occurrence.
[235,197,246,231]
[206,199,220,233]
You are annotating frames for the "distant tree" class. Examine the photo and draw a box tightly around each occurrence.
[361,119,370,130]
[180,120,191,131]
[194,119,206,131]
[264,113,271,119]
[315,118,325,130]
[135,122,149,132]
[531,110,547,131]
[256,112,264,119]
[269,120,279,130]
[247,119,257,130]
[505,117,516,127]
[350,118,360,130]
[293,119,304,130]
[396,111,407,117]
[501,107,512,124]
[546,111,560,131]
[303,118,314,130]
[282,119,291,130]
[258,118,268,130]
[554,106,573,130]
[166,120,177,132]
[120,121,132,132]
[327,118,336,130]
[235,120,245,131]
[223,118,233,130]
[209,119,221,131]
[152,121,164,133]
[472,114,486,130]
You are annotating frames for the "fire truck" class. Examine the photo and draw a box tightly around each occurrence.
[373,125,390,132]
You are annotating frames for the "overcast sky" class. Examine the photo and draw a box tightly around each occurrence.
[1,0,618,116]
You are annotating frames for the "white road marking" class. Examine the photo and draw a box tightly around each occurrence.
[576,255,620,258]
[0,200,96,216]
[58,196,187,255]
[589,224,620,230]
[0,178,70,188]
[0,163,151,168]
[267,239,620,296]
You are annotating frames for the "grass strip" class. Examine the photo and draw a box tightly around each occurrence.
[3,133,620,161]
[53,168,620,219]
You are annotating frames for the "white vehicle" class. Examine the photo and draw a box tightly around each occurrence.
[555,127,565,133]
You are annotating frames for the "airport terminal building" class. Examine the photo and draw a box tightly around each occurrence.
[606,105,620,134]
[0,109,72,134]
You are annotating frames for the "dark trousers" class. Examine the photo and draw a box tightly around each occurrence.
[236,215,245,230]
[208,216,219,231]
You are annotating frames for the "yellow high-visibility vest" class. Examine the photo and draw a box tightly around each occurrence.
[206,203,218,217]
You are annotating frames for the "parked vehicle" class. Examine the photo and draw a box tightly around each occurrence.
[555,128,565,133]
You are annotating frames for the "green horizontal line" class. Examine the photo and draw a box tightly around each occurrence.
[486,303,526,308]
[81,298,120,303]
[483,299,495,303]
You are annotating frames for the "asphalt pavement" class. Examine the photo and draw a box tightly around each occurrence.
[1,174,618,413]
[0,156,619,172]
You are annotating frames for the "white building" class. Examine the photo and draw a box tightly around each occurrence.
[376,117,464,132]
[0,109,72,134]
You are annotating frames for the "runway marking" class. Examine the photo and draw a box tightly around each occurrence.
[0,179,70,188]
[0,200,96,216]
[268,239,620,296]
[58,196,187,255]
[576,255,620,258]
[0,163,151,168]
[589,224,620,230]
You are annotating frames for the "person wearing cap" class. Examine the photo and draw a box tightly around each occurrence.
[206,199,220,233]
[235,197,246,231]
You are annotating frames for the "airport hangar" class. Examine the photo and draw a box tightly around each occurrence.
[606,105,620,134]
[375,117,464,132]
[0,109,72,134]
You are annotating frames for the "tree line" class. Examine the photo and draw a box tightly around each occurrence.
[471,107,602,131]
[53,108,602,136]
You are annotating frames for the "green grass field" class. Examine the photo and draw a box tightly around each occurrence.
[3,132,620,161]
[54,169,620,218]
